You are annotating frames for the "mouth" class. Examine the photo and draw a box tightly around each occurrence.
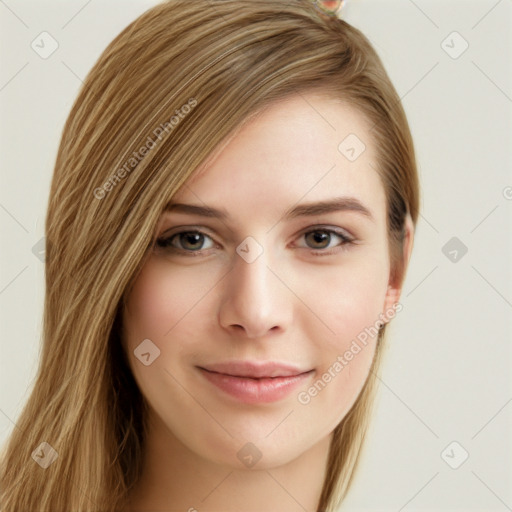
[197,361,315,404]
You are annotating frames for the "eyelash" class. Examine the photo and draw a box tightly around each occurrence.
[155,226,355,257]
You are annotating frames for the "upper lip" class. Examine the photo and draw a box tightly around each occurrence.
[198,361,312,379]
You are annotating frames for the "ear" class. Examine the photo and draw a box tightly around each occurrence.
[382,212,415,316]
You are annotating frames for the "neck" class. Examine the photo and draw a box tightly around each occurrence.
[126,410,332,512]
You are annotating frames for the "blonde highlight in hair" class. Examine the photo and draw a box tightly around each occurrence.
[0,1,419,510]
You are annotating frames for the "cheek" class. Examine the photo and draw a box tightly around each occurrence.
[300,253,389,345]
[121,259,218,421]
[123,258,217,345]
[294,253,387,417]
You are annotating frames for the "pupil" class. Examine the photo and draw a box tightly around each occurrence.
[182,232,203,249]
[308,231,329,248]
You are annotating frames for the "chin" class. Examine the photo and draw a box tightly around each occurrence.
[197,430,321,472]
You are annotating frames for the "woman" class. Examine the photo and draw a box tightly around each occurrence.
[0,0,419,510]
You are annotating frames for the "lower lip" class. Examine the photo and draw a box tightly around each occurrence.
[198,368,314,404]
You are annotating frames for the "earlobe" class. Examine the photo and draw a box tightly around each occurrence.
[382,284,402,322]
[395,212,415,289]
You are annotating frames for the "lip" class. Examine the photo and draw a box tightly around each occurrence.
[197,361,315,404]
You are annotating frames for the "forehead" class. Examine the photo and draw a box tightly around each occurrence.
[172,92,386,226]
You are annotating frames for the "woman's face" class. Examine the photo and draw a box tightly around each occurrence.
[122,92,401,469]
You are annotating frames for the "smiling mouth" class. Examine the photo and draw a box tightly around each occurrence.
[197,365,315,404]
[198,360,313,379]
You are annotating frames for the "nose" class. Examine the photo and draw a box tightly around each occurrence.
[218,241,293,339]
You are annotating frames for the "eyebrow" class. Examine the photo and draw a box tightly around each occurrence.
[164,196,374,222]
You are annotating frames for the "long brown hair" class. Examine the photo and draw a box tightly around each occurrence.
[0,1,420,510]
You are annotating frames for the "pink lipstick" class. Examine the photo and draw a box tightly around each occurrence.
[197,361,314,404]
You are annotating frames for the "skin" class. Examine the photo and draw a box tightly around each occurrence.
[122,91,414,512]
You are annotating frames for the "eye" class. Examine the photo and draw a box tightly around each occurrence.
[155,226,355,257]
[156,230,215,254]
[295,227,354,256]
